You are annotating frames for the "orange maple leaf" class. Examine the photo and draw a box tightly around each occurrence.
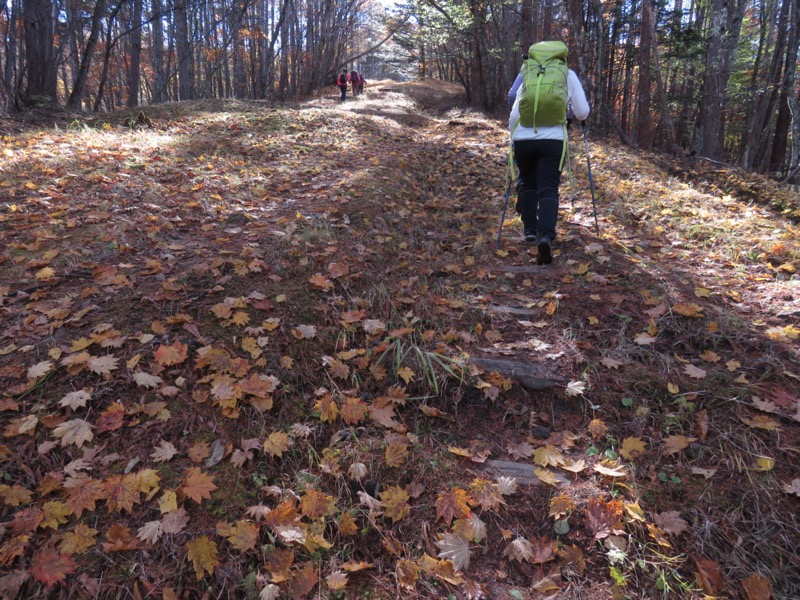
[104,474,141,513]
[585,496,624,540]
[65,478,106,517]
[102,524,139,552]
[435,487,473,524]
[30,546,75,587]
[300,489,336,520]
[263,500,299,528]
[340,396,368,425]
[154,340,188,366]
[181,468,217,503]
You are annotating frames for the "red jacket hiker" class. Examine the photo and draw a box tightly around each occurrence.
[337,69,349,101]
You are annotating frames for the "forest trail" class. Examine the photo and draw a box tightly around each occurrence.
[0,80,799,599]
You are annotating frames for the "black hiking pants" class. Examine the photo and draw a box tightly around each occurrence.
[514,139,565,241]
[339,85,348,101]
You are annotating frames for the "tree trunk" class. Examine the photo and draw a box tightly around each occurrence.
[770,0,800,174]
[692,0,747,160]
[3,0,20,111]
[67,0,108,110]
[126,0,143,107]
[22,0,57,106]
[175,0,194,100]
[636,0,653,147]
[151,0,166,103]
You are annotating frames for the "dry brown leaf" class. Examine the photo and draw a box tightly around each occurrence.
[653,510,689,535]
[186,536,218,580]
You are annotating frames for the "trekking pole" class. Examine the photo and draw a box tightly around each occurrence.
[496,141,516,250]
[495,176,512,250]
[581,121,600,235]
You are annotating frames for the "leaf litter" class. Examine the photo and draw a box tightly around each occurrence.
[0,81,799,598]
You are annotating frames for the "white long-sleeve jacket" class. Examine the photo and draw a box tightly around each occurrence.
[508,69,590,141]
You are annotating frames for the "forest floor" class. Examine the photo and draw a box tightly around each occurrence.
[1,80,799,600]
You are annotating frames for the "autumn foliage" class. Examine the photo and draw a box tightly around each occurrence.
[0,81,798,598]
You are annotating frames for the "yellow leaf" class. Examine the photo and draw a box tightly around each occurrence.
[264,431,292,457]
[662,435,695,454]
[668,383,680,394]
[754,457,774,472]
[624,502,646,522]
[381,485,411,522]
[59,523,98,555]
[159,490,178,514]
[396,366,415,384]
[534,468,559,486]
[619,437,646,460]
[232,311,250,326]
[672,303,704,317]
[741,415,780,431]
[587,418,607,439]
[35,267,56,280]
[186,536,218,580]
[219,520,259,551]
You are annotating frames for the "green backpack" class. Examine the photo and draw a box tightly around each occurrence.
[518,41,569,130]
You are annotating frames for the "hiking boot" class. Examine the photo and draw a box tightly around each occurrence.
[524,229,537,243]
[536,235,552,264]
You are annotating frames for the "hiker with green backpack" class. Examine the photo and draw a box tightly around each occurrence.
[508,40,590,264]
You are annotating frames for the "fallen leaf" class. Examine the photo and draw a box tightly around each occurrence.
[59,390,92,410]
[741,415,780,431]
[136,521,164,545]
[695,559,724,595]
[435,532,471,571]
[30,547,75,587]
[619,437,646,460]
[381,486,411,522]
[741,573,772,600]
[662,435,695,455]
[325,570,348,590]
[435,488,473,524]
[673,303,704,317]
[565,380,586,396]
[151,440,178,462]
[181,468,217,503]
[52,419,94,448]
[684,364,706,379]
[503,537,533,563]
[653,511,689,535]
[186,536,218,580]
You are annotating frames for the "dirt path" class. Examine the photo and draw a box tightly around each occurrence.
[0,80,798,599]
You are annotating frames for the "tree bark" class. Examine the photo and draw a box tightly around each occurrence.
[151,0,166,103]
[67,0,108,110]
[175,0,194,100]
[22,0,57,106]
[692,0,747,160]
[636,0,653,147]
[2,0,20,111]
[126,0,143,107]
[770,0,800,173]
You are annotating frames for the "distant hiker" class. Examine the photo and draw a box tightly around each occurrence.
[338,69,349,101]
[351,70,360,96]
[508,40,589,264]
[357,74,366,95]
